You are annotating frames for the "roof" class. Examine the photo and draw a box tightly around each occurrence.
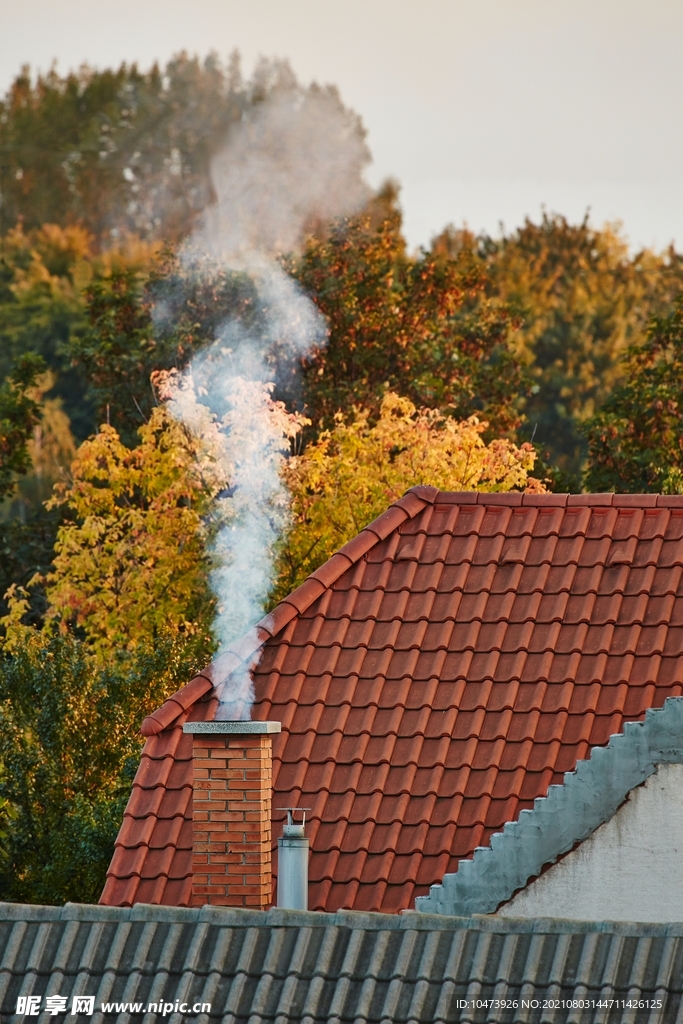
[417,695,683,916]
[4,901,683,1023]
[101,488,683,914]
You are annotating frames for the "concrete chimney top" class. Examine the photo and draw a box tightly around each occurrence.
[183,721,281,734]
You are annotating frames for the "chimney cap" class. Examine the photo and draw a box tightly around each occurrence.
[183,721,282,734]
[278,807,311,838]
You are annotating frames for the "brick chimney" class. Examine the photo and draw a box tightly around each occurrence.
[183,721,281,908]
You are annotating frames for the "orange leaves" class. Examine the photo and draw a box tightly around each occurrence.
[293,192,525,434]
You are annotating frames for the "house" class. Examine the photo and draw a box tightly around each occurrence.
[1,902,681,1022]
[100,487,683,919]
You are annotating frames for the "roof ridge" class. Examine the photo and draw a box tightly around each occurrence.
[415,696,683,917]
[11,900,683,937]
[433,491,683,507]
[140,486,438,737]
[7,901,683,935]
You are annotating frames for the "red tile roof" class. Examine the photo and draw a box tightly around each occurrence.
[101,488,683,913]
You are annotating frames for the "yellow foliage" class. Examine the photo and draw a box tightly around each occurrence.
[0,584,33,651]
[4,222,161,302]
[274,392,544,601]
[28,398,76,481]
[42,403,229,655]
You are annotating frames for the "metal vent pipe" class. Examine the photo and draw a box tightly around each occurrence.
[277,808,310,910]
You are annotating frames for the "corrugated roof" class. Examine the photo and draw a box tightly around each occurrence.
[2,901,682,1023]
[102,489,683,914]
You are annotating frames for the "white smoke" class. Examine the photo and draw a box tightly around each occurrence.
[201,83,370,259]
[168,74,371,718]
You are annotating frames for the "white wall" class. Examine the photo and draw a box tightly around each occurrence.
[499,762,683,922]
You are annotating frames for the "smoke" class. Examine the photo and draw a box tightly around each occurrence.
[201,84,370,259]
[166,77,371,718]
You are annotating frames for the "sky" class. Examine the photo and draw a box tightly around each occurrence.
[1,0,682,251]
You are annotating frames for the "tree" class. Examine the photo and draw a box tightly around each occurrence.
[71,267,156,446]
[0,378,76,630]
[0,225,87,412]
[0,222,158,441]
[0,55,368,246]
[584,299,683,493]
[20,384,77,509]
[71,254,263,446]
[0,378,224,903]
[294,188,528,436]
[0,353,45,498]
[0,507,61,630]
[0,54,239,241]
[0,608,212,904]
[434,214,683,483]
[273,391,544,601]
[41,399,227,655]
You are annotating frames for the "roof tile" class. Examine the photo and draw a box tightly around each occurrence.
[522,492,569,506]
[568,493,614,506]
[366,505,409,541]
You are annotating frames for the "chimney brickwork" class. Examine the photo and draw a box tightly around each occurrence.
[183,721,281,908]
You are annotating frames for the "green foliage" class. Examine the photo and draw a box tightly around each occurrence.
[294,187,528,436]
[0,53,244,242]
[71,268,155,445]
[71,255,262,446]
[0,54,363,246]
[0,353,45,498]
[434,215,683,481]
[0,624,213,904]
[584,299,683,493]
[0,223,159,442]
[0,506,61,629]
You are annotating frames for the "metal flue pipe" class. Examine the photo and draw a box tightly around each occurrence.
[277,808,310,910]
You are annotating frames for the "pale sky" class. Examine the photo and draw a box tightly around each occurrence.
[1,0,682,251]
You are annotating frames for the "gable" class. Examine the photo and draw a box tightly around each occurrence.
[416,696,683,917]
[500,762,683,921]
[103,490,683,914]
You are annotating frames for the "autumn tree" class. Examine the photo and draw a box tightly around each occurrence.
[273,391,544,601]
[71,254,263,446]
[0,222,159,441]
[42,400,228,655]
[434,214,683,482]
[294,188,528,436]
[584,299,683,493]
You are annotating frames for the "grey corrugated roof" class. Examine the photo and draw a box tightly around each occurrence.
[417,696,683,918]
[0,902,682,1023]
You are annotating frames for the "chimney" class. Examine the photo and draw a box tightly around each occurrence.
[277,808,309,910]
[183,720,281,908]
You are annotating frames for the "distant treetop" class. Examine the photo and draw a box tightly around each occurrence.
[0,53,367,247]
